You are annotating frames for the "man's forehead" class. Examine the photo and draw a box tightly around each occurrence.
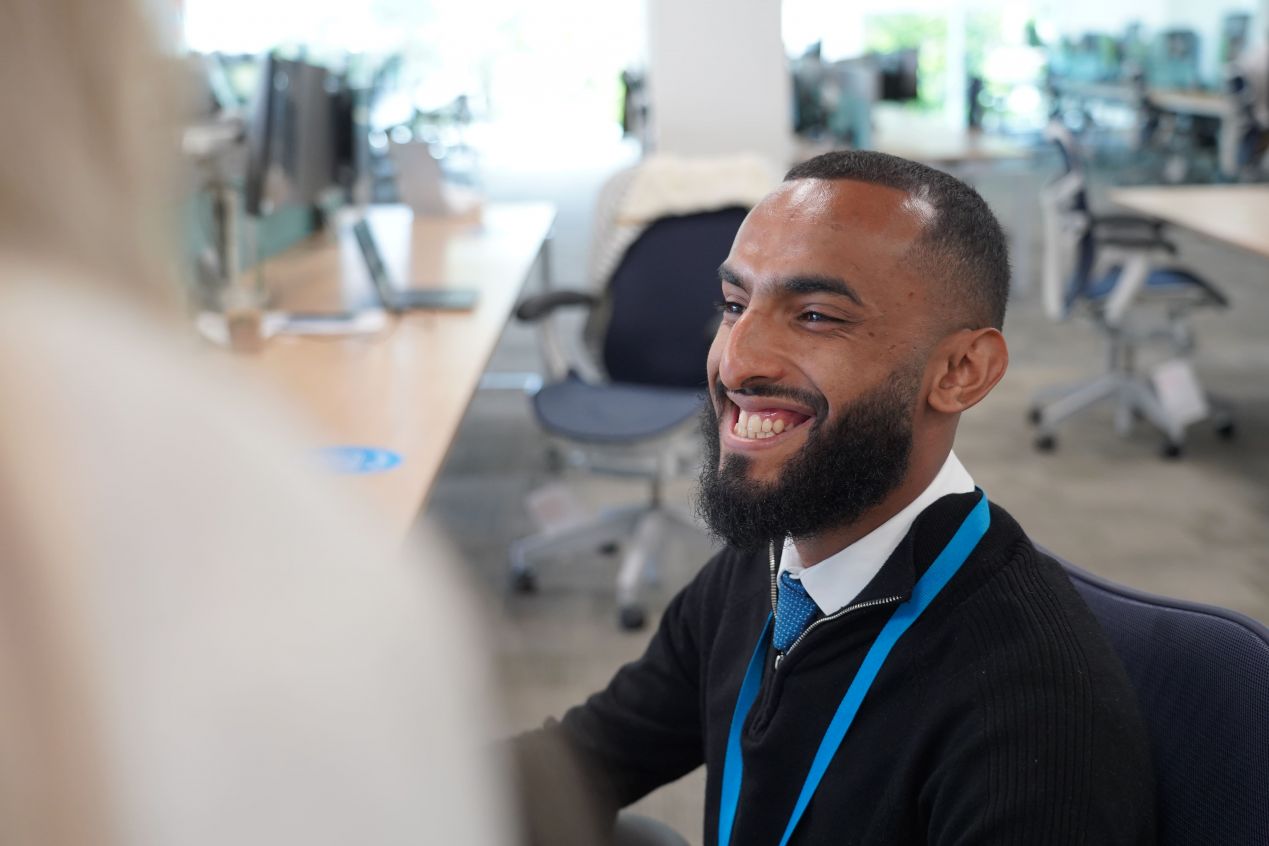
[727,179,931,283]
[752,178,931,234]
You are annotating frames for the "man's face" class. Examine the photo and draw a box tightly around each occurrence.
[697,178,939,548]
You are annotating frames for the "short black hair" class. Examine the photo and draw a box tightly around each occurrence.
[784,150,1010,330]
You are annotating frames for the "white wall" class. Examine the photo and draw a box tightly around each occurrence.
[646,0,792,164]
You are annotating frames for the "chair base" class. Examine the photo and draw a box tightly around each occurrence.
[509,502,705,631]
[1029,370,1234,458]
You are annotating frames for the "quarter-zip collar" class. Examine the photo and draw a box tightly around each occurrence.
[767,491,986,667]
[780,452,975,615]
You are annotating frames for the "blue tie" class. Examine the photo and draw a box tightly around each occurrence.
[774,571,819,652]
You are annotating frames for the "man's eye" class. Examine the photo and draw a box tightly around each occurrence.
[716,300,745,316]
[800,310,840,323]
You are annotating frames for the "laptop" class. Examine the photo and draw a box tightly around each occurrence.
[353,219,478,312]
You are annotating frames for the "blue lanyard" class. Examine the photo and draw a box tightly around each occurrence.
[717,492,991,846]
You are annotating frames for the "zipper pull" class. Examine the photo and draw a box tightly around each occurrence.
[774,652,784,669]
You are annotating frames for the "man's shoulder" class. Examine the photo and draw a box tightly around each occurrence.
[931,503,1136,700]
[909,505,1156,844]
[949,504,1081,614]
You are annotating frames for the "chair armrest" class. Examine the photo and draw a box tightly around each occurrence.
[1090,214,1166,235]
[615,813,691,846]
[515,290,603,383]
[515,290,600,322]
[1100,234,1178,254]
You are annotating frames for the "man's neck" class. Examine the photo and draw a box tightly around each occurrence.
[792,449,948,568]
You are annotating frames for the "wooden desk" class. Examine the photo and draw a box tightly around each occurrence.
[226,202,555,540]
[1108,185,1269,260]
[1147,89,1233,119]
[796,108,1032,167]
[1050,79,1138,107]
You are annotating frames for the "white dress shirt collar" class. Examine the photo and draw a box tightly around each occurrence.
[779,451,975,615]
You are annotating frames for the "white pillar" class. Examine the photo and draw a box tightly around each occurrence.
[646,0,793,165]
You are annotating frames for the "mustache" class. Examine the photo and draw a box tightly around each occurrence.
[712,380,829,422]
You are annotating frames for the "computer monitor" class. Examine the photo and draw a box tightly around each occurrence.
[877,49,919,102]
[1221,13,1251,64]
[243,55,356,218]
[1150,30,1201,90]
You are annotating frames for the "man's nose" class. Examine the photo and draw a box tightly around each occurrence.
[717,310,788,390]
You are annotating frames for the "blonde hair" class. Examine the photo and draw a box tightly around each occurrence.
[0,0,177,303]
[0,1,180,842]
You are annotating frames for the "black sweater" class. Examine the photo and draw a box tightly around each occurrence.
[525,494,1156,845]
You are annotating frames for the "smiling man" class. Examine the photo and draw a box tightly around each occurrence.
[517,152,1155,846]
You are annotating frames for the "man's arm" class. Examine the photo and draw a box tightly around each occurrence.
[513,556,718,840]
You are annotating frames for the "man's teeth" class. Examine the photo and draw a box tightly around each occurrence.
[732,409,788,440]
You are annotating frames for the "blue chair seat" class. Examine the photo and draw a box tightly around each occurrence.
[1084,265,1227,305]
[532,374,703,444]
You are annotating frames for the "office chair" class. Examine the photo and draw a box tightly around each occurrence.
[614,813,690,846]
[1229,67,1269,180]
[511,205,749,630]
[1032,119,1233,458]
[1047,549,1269,845]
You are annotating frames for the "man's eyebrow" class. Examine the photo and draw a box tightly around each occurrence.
[718,264,748,291]
[718,265,865,307]
[781,275,864,306]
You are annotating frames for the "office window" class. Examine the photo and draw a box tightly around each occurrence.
[182,0,644,130]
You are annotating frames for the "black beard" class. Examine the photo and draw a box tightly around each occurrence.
[695,370,919,551]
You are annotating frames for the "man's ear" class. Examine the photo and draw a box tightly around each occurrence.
[927,328,1008,414]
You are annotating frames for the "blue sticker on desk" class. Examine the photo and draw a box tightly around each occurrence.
[315,446,403,474]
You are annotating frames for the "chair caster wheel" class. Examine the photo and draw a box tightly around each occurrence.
[543,447,564,475]
[1034,434,1057,453]
[598,542,620,556]
[1215,421,1236,440]
[1161,442,1184,460]
[618,605,647,631]
[1027,408,1042,426]
[511,568,538,594]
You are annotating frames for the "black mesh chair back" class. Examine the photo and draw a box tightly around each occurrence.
[1055,555,1269,845]
[513,204,751,625]
[598,207,748,389]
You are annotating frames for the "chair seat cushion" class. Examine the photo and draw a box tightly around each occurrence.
[533,374,703,443]
[1086,265,1228,306]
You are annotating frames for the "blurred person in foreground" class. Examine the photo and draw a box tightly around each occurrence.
[518,154,1156,844]
[0,2,515,844]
